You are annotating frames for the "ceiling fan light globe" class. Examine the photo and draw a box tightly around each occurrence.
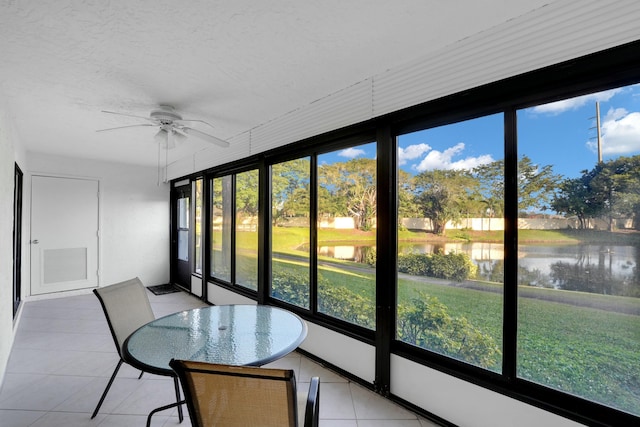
[154,128,169,148]
[173,130,187,145]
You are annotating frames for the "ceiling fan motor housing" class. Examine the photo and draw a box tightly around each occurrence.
[150,105,182,124]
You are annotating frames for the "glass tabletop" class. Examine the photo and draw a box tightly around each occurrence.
[123,305,308,375]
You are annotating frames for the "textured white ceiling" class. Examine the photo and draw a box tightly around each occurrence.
[0,0,551,167]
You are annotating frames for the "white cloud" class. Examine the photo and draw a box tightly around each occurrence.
[588,108,640,155]
[338,147,365,158]
[604,107,628,122]
[414,142,494,172]
[398,143,431,165]
[532,89,622,115]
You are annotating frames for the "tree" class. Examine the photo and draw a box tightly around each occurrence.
[235,169,259,217]
[595,156,640,230]
[282,187,310,218]
[413,168,478,235]
[554,155,640,231]
[551,169,605,229]
[472,160,505,218]
[398,168,419,222]
[318,158,377,230]
[517,156,562,214]
[473,156,561,215]
[271,159,311,224]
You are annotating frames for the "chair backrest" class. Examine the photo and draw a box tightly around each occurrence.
[170,359,299,427]
[93,277,155,357]
[304,376,320,427]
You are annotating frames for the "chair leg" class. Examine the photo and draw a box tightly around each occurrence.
[91,358,123,419]
[146,400,186,427]
[145,377,185,426]
[173,376,184,422]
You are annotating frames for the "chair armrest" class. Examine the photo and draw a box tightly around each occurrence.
[304,377,320,427]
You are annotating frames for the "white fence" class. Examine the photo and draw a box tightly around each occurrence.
[401,217,621,231]
[250,216,634,231]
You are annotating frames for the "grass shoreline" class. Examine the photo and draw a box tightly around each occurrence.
[404,228,640,244]
[309,227,640,245]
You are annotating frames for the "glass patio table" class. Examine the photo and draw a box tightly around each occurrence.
[123,304,308,376]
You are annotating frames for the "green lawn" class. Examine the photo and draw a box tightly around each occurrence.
[231,226,640,415]
[277,255,640,415]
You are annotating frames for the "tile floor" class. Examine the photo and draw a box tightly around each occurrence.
[0,289,441,427]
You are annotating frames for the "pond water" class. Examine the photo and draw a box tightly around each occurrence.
[315,242,640,297]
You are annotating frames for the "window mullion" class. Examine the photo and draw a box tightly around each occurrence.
[230,174,237,286]
[310,155,318,314]
[375,125,394,395]
[503,108,518,381]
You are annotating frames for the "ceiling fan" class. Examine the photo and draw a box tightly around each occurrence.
[97,105,230,149]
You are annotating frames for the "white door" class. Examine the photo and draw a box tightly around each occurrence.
[31,175,99,295]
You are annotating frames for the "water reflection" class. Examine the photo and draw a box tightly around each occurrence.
[413,243,639,296]
[311,242,639,297]
[317,245,375,263]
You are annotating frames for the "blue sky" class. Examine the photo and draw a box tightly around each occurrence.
[328,83,640,179]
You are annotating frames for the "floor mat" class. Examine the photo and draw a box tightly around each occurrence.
[147,283,179,295]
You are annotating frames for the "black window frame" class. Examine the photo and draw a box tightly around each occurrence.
[176,40,640,426]
[192,177,204,277]
[13,163,23,318]
[263,132,379,336]
[206,162,263,300]
[387,41,640,427]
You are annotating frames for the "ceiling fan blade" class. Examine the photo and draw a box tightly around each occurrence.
[182,127,230,147]
[96,123,155,132]
[173,127,188,137]
[180,118,216,130]
[101,110,154,121]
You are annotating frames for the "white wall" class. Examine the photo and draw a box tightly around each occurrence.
[391,357,582,427]
[207,282,256,306]
[0,99,25,387]
[26,152,170,288]
[0,143,169,388]
[300,322,375,384]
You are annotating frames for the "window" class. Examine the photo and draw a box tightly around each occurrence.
[13,163,23,318]
[177,196,189,262]
[317,142,377,329]
[235,169,259,290]
[270,158,311,308]
[192,43,640,426]
[396,115,504,371]
[211,175,232,283]
[210,170,259,291]
[194,179,203,274]
[517,86,640,416]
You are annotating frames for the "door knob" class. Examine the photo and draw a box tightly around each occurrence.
[31,239,39,244]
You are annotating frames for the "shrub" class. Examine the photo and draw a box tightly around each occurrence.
[318,281,375,328]
[271,270,310,307]
[271,270,499,368]
[364,247,377,267]
[271,269,375,328]
[397,292,501,369]
[398,249,477,281]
